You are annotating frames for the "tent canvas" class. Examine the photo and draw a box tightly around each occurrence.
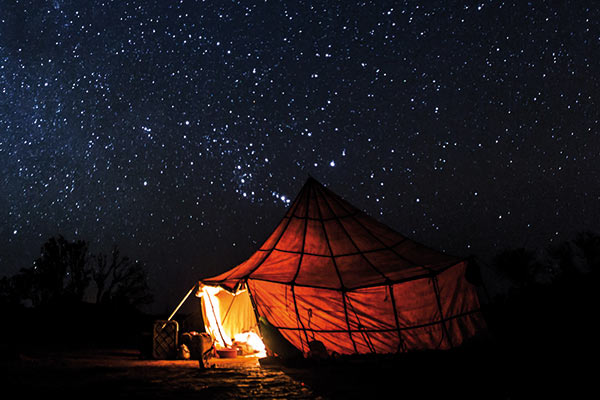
[196,283,266,357]
[199,177,486,356]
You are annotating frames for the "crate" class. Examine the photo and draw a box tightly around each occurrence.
[152,320,178,359]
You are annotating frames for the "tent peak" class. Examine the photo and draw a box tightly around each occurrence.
[304,174,320,184]
[301,175,327,191]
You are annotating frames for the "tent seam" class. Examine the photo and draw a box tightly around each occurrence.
[290,181,312,352]
[323,184,439,275]
[312,182,358,353]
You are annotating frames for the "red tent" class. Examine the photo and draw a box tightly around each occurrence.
[201,177,485,355]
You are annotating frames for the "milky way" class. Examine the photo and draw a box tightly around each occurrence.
[1,0,598,308]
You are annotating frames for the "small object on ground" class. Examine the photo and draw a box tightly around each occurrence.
[216,348,237,358]
[178,344,190,360]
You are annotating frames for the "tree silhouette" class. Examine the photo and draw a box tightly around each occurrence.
[572,231,600,273]
[547,230,599,282]
[91,245,153,308]
[0,236,153,310]
[0,276,18,307]
[491,247,536,287]
[28,235,90,306]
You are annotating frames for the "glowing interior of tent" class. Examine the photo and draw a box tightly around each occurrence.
[196,284,266,358]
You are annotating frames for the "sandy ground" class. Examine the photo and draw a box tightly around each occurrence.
[2,346,588,399]
[0,348,507,399]
[1,349,318,399]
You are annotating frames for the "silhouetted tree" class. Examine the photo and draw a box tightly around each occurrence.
[572,231,600,273]
[28,235,90,306]
[491,247,537,287]
[91,245,153,308]
[485,231,599,360]
[549,240,586,280]
[547,231,599,282]
[0,276,18,307]
[2,236,153,311]
[7,267,37,306]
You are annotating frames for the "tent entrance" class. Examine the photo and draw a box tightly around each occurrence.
[196,283,266,358]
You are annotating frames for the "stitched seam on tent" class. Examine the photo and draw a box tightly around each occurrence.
[316,184,385,354]
[260,239,407,257]
[247,272,439,290]
[291,181,312,351]
[315,186,389,282]
[388,283,407,352]
[323,184,439,275]
[432,275,453,348]
[269,309,482,333]
[242,181,308,280]
[313,182,358,353]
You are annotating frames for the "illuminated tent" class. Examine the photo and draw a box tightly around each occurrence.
[199,177,485,356]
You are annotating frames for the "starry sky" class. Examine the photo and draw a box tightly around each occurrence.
[1,0,598,310]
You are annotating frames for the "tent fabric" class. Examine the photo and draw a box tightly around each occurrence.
[198,285,257,347]
[201,177,486,355]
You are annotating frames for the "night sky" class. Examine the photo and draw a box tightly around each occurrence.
[1,0,598,310]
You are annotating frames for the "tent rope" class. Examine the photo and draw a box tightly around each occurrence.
[345,294,376,353]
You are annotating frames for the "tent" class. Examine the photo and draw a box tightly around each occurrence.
[198,177,486,356]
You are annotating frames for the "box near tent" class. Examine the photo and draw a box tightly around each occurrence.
[152,320,178,359]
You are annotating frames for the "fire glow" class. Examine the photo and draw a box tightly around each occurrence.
[197,284,266,358]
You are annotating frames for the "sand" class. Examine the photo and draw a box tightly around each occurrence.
[1,349,318,399]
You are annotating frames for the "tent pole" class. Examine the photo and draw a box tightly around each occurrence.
[162,284,197,329]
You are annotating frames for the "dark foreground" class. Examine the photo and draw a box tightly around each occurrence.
[0,288,595,400]
[0,344,591,399]
[1,349,316,399]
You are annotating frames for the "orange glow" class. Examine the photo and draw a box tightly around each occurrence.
[198,285,231,348]
[234,331,267,358]
[201,177,487,356]
[197,284,266,357]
